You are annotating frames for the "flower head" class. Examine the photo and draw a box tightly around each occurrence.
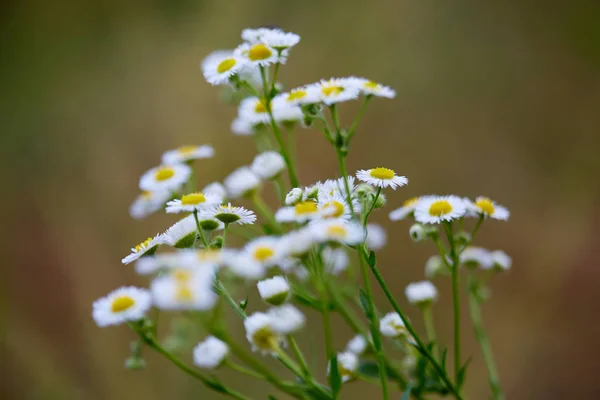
[244,236,284,267]
[162,215,199,248]
[222,250,266,280]
[310,219,366,245]
[275,201,321,223]
[122,234,164,264]
[139,164,192,192]
[92,286,152,327]
[259,30,300,51]
[366,223,387,250]
[267,304,305,334]
[380,312,407,338]
[466,196,510,221]
[193,336,229,369]
[235,42,282,67]
[274,87,320,106]
[307,78,360,105]
[414,195,467,224]
[165,192,223,214]
[244,312,284,354]
[389,197,420,221]
[460,247,493,269]
[224,167,261,198]
[202,182,227,200]
[491,250,512,271]
[329,351,359,383]
[322,247,350,275]
[345,334,369,355]
[251,151,286,180]
[425,254,448,278]
[151,268,217,311]
[348,77,396,98]
[161,145,214,165]
[201,50,246,86]
[405,281,438,306]
[129,190,172,220]
[257,276,290,305]
[356,167,408,190]
[285,188,303,205]
[201,203,257,225]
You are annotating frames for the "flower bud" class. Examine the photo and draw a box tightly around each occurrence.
[491,250,512,271]
[424,255,449,279]
[355,183,375,199]
[285,188,303,205]
[405,281,438,307]
[409,224,427,242]
[455,231,472,246]
[304,185,319,200]
[257,276,290,305]
[125,356,147,370]
[373,193,387,209]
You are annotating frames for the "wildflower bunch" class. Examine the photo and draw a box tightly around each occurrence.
[93,26,512,400]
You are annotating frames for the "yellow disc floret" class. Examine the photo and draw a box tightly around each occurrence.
[254,100,268,113]
[217,58,237,73]
[322,201,345,218]
[111,296,135,313]
[177,145,197,156]
[295,201,318,215]
[181,192,207,205]
[248,44,273,61]
[321,85,344,97]
[135,237,154,252]
[155,167,175,181]
[369,167,395,180]
[403,197,419,207]
[475,197,495,215]
[429,200,453,216]
[254,247,274,262]
[287,90,307,101]
[364,81,380,90]
[172,269,192,283]
[327,225,347,238]
[252,327,280,351]
[175,286,194,302]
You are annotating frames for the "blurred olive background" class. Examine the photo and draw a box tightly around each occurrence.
[3,0,600,399]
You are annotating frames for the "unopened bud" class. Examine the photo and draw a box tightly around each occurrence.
[409,224,427,242]
[285,188,303,205]
[373,193,387,209]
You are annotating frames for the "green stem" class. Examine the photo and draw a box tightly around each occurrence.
[215,276,246,320]
[288,336,311,376]
[348,95,372,139]
[226,359,267,380]
[271,62,281,93]
[357,249,390,400]
[251,192,282,233]
[363,187,381,226]
[443,222,461,384]
[360,247,463,399]
[193,210,209,248]
[221,223,228,247]
[335,150,357,218]
[468,274,504,400]
[275,348,331,399]
[422,305,438,358]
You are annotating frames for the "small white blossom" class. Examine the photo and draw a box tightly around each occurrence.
[414,195,467,224]
[92,286,152,327]
[224,167,261,198]
[201,203,257,225]
[465,197,510,221]
[389,197,420,221]
[460,247,493,269]
[366,223,387,250]
[405,281,438,305]
[139,164,192,193]
[346,334,368,355]
[490,250,512,271]
[380,312,407,338]
[129,190,172,220]
[267,304,306,334]
[201,50,246,86]
[257,276,290,305]
[251,151,286,180]
[322,247,349,275]
[356,167,408,190]
[202,182,227,200]
[285,188,303,205]
[161,145,214,165]
[122,234,165,264]
[193,336,229,369]
[165,192,223,214]
[329,351,359,383]
[244,312,284,354]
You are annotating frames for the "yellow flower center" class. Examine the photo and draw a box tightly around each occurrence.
[254,246,274,262]
[217,58,237,73]
[172,269,192,283]
[135,237,153,252]
[391,321,406,334]
[111,296,135,313]
[141,191,152,199]
[155,167,175,181]
[254,100,268,113]
[364,81,379,89]
[475,198,495,215]
[248,44,273,61]
[322,201,345,218]
[295,201,318,215]
[181,192,207,205]
[175,286,194,302]
[327,225,347,238]
[429,200,453,216]
[287,90,307,101]
[321,85,344,97]
[252,327,279,351]
[403,197,419,207]
[369,167,395,180]
[177,145,197,156]
[196,250,220,262]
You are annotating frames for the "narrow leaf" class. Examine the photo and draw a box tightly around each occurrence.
[329,354,342,398]
[367,250,377,267]
[358,289,372,318]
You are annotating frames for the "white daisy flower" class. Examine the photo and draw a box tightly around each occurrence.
[346,334,368,355]
[241,27,283,43]
[244,312,284,354]
[151,268,217,311]
[267,304,305,334]
[409,223,427,242]
[257,276,290,305]
[224,166,262,198]
[285,187,303,205]
[122,234,165,264]
[275,201,321,223]
[380,312,407,338]
[271,101,304,124]
[161,145,214,165]
[318,191,358,220]
[460,247,493,269]
[251,151,286,180]
[425,254,448,278]
[182,248,225,269]
[129,190,172,220]
[274,87,321,106]
[278,228,317,257]
[347,77,396,98]
[366,223,387,250]
[202,51,246,86]
[165,192,223,214]
[235,42,282,67]
[238,96,271,125]
[389,197,420,221]
[466,196,510,221]
[202,182,227,200]
[329,351,359,383]
[222,250,266,280]
[310,219,366,245]
[92,286,152,327]
[356,167,408,190]
[307,78,360,105]
[135,252,186,275]
[322,247,349,275]
[139,164,192,193]
[162,215,198,248]
[405,281,438,306]
[243,236,284,268]
[414,195,467,224]
[231,116,256,136]
[201,203,257,225]
[260,30,300,51]
[490,250,512,271]
[193,336,229,369]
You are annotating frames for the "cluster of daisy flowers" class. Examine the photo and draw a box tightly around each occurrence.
[93,26,513,400]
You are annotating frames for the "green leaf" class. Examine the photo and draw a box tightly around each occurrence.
[204,378,228,394]
[367,250,377,267]
[358,289,373,318]
[401,382,412,400]
[456,357,472,390]
[329,354,342,398]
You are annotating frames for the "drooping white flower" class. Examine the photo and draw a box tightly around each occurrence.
[389,197,420,221]
[224,167,261,198]
[251,151,286,180]
[271,101,304,124]
[129,190,172,220]
[193,336,229,369]
[356,167,408,190]
[165,192,223,214]
[347,77,396,98]
[260,30,300,51]
[366,223,387,250]
[425,254,448,278]
[380,312,407,338]
[285,188,303,205]
[139,164,192,193]
[275,201,321,223]
[310,219,366,245]
[267,304,305,334]
[460,247,493,269]
[345,334,368,355]
[490,250,512,271]
[92,286,152,327]
[465,197,510,221]
[414,195,467,224]
[122,234,165,264]
[306,78,360,105]
[405,281,438,305]
[151,268,217,311]
[329,351,359,383]
[322,247,349,275]
[201,203,257,225]
[162,215,198,248]
[244,312,284,354]
[257,276,290,305]
[201,50,246,86]
[161,145,214,165]
[202,182,227,200]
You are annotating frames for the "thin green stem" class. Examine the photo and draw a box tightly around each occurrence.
[357,249,389,400]
[336,150,357,218]
[221,223,228,248]
[271,62,281,93]
[363,187,381,226]
[348,95,372,139]
[443,222,462,384]
[226,359,267,380]
[312,250,334,361]
[288,336,311,376]
[422,305,439,358]
[468,274,504,400]
[360,247,463,399]
[275,348,331,398]
[215,277,246,320]
[251,192,283,233]
[193,210,209,248]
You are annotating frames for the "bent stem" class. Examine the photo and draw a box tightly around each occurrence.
[443,222,461,384]
[468,274,504,400]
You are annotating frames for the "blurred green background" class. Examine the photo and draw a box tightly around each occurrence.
[3,0,600,398]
